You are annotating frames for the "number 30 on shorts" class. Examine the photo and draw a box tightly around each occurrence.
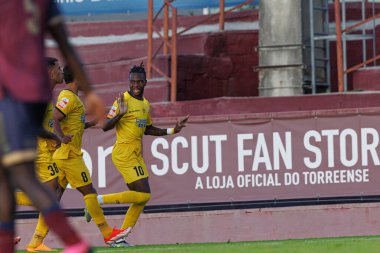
[48,163,59,176]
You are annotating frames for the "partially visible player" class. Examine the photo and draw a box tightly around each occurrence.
[53,65,129,246]
[92,63,188,247]
[15,57,64,252]
[0,1,105,253]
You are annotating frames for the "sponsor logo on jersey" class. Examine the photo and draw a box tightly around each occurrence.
[58,97,69,109]
[136,119,147,128]
[107,106,117,117]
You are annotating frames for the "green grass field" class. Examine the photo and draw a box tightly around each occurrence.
[16,235,380,253]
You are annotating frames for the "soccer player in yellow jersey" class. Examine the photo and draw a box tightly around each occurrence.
[97,63,188,247]
[15,57,63,252]
[53,65,128,245]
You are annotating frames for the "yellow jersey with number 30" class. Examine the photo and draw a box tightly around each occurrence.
[107,91,152,145]
[36,102,56,163]
[53,89,85,159]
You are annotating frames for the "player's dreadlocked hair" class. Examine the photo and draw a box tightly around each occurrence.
[129,61,146,79]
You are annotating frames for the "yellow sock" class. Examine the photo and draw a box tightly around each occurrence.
[121,202,146,229]
[15,191,32,206]
[27,213,48,248]
[102,191,151,204]
[83,194,112,238]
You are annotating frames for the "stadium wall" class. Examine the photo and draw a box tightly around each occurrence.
[15,203,380,248]
[175,31,259,100]
[15,93,380,248]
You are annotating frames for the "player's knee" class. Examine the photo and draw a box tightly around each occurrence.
[136,192,151,204]
[78,183,97,196]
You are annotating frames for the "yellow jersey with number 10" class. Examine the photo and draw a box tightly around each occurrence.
[53,89,85,159]
[107,91,152,145]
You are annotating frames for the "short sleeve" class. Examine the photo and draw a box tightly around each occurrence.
[107,100,120,119]
[55,93,73,116]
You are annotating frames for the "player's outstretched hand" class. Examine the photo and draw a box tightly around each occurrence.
[117,92,128,116]
[174,115,189,133]
[85,91,106,125]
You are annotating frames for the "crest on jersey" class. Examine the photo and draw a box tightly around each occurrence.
[58,98,69,109]
[107,105,118,117]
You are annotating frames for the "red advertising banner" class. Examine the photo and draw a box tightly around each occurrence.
[58,108,380,209]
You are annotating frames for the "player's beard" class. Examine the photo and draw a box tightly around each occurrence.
[131,86,144,97]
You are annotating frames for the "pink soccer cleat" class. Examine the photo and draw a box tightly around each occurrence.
[62,240,92,253]
[14,236,21,245]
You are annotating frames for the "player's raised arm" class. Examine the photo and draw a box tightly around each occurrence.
[145,115,189,136]
[103,93,128,131]
[85,118,99,129]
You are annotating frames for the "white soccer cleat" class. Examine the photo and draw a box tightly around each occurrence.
[109,237,134,248]
[124,227,133,237]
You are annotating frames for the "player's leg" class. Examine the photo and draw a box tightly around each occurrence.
[95,142,151,246]
[15,190,53,251]
[97,187,151,206]
[0,167,16,253]
[100,143,151,204]
[56,157,112,237]
[9,162,82,244]
[96,177,151,230]
[0,98,33,252]
[26,170,59,252]
[16,159,61,251]
[0,98,88,251]
[121,178,151,230]
[15,191,33,206]
[56,157,128,244]
[56,169,69,200]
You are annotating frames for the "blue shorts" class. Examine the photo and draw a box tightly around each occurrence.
[0,95,46,167]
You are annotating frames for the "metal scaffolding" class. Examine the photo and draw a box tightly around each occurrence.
[309,0,379,93]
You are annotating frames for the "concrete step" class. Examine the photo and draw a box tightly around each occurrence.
[46,39,151,65]
[46,33,209,65]
[54,28,257,65]
[352,67,380,91]
[52,78,169,106]
[93,78,169,105]
[64,9,258,37]
[66,20,147,37]
[85,56,169,84]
